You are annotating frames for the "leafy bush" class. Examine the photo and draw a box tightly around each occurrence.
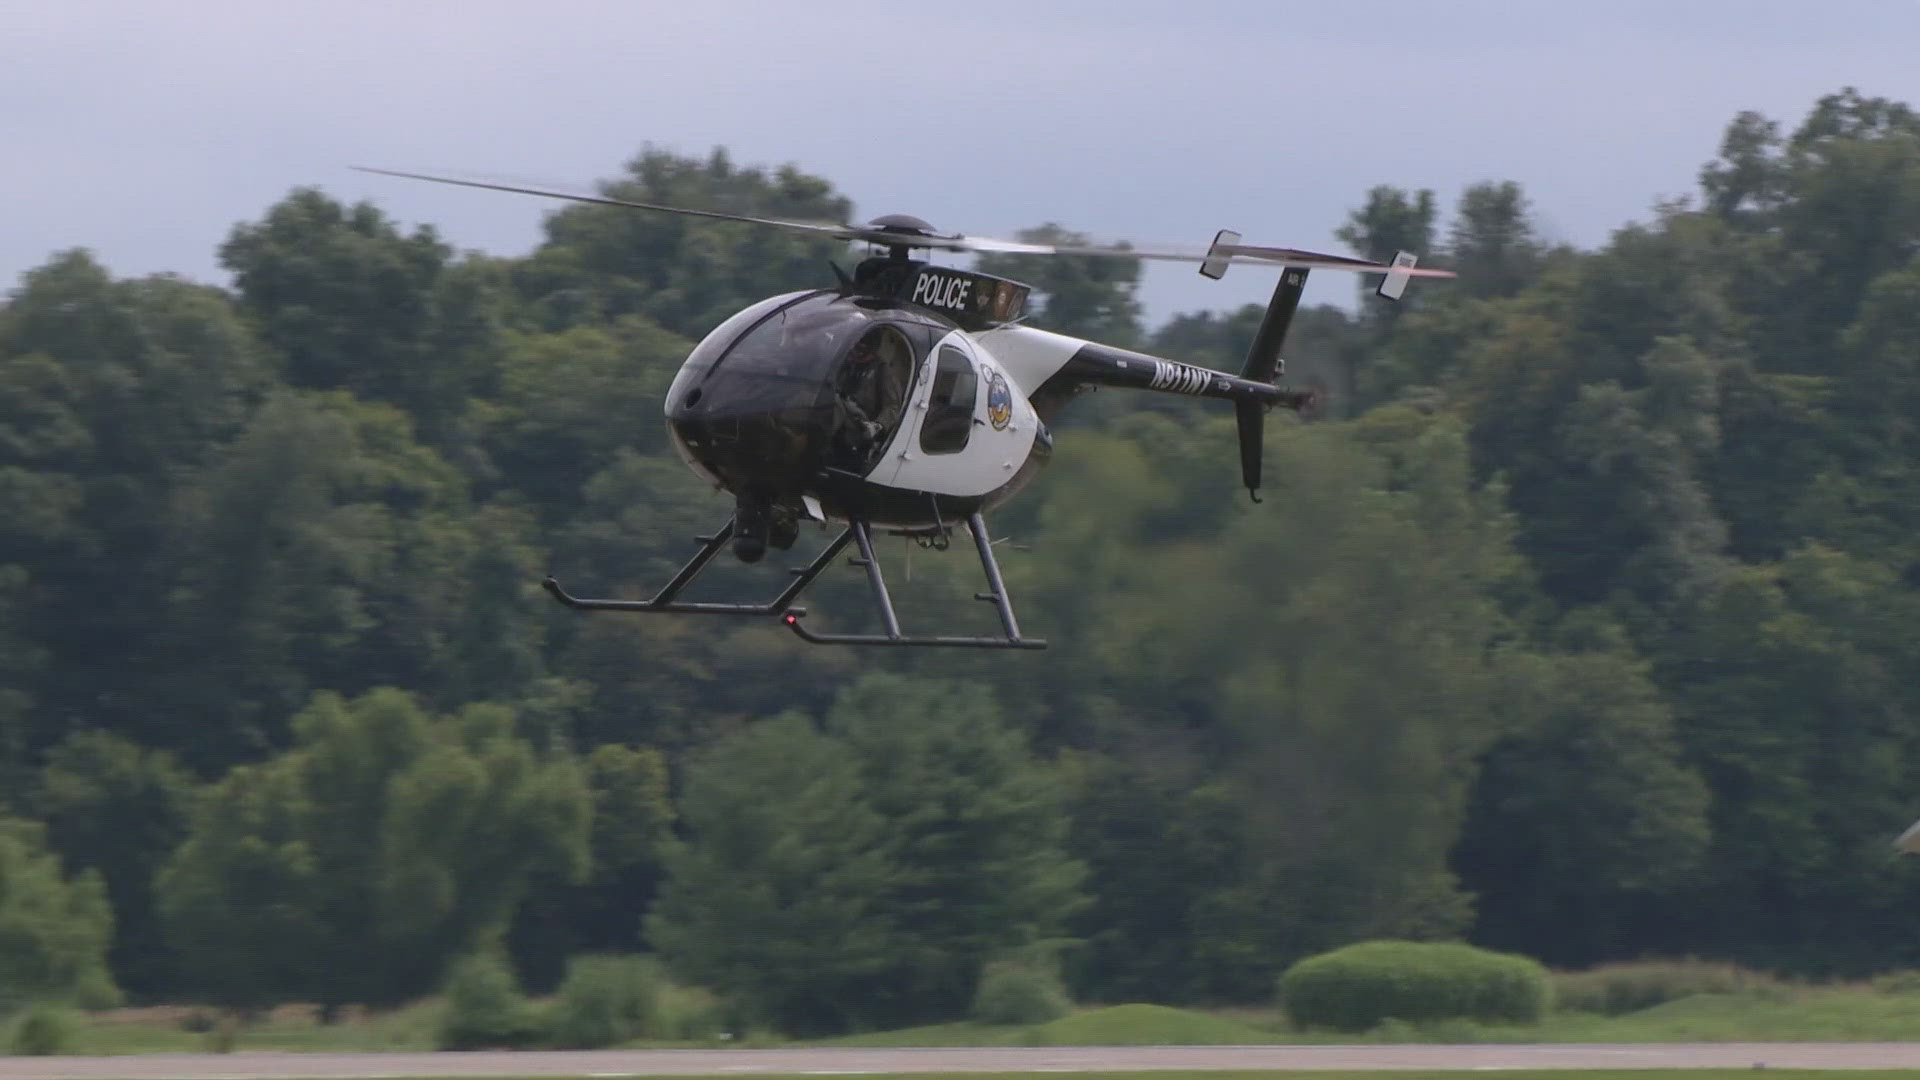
[0,820,118,1015]
[72,966,124,1011]
[10,1004,78,1055]
[655,981,727,1041]
[971,959,1071,1026]
[1278,940,1551,1032]
[436,953,543,1050]
[548,954,662,1048]
[1553,958,1790,1015]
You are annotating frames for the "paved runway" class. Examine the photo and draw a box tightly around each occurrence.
[4,1044,1920,1079]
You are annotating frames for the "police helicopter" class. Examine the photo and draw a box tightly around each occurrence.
[359,167,1453,649]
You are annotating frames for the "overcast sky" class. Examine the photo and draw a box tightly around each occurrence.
[5,1,1917,326]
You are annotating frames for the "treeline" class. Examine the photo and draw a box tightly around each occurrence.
[3,89,1920,1031]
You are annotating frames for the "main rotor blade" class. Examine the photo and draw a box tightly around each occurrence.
[352,166,856,238]
[355,166,1455,278]
[990,237,1458,278]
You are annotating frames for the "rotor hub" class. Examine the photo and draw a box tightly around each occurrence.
[866,213,939,236]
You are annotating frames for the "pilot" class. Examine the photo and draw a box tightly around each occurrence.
[835,327,909,462]
[840,333,887,442]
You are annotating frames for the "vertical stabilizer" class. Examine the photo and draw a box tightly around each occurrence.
[1233,267,1310,498]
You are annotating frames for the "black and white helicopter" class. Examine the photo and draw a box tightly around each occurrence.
[360,167,1453,649]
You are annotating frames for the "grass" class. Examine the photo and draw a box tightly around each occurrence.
[30,980,1920,1055]
[1526,985,1920,1042]
[824,988,1920,1048]
[49,1000,446,1055]
[822,1005,1276,1047]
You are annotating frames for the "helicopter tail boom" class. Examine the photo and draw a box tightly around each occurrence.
[971,324,1312,503]
[1047,341,1308,408]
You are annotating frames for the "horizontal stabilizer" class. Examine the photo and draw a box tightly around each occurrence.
[1377,251,1421,301]
[1200,230,1240,280]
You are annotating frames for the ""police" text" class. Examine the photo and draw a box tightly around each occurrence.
[912,273,973,310]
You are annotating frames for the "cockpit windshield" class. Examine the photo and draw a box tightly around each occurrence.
[666,293,943,494]
[678,293,880,417]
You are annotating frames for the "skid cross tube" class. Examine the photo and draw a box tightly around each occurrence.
[544,512,1044,648]
[543,517,853,616]
[782,513,1047,649]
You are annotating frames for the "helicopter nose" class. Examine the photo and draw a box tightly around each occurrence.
[667,402,834,498]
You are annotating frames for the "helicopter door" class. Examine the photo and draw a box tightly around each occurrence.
[875,331,1037,497]
[920,345,978,455]
[831,324,916,473]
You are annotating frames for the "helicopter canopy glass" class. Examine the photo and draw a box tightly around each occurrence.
[684,293,881,418]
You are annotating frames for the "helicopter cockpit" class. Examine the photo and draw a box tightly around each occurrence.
[831,322,915,471]
[665,291,937,558]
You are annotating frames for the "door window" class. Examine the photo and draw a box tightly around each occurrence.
[920,346,977,454]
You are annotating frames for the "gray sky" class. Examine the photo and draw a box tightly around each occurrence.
[5,1,1917,326]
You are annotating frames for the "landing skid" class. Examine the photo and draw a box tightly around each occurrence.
[543,512,1046,650]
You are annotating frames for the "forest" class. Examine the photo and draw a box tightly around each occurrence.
[3,88,1920,1034]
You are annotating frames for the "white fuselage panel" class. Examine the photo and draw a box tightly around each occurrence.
[971,324,1088,398]
[869,329,1040,497]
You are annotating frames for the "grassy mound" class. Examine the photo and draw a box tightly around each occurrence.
[1030,1004,1273,1045]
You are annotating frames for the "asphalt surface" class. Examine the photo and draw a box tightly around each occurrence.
[4,1044,1920,1078]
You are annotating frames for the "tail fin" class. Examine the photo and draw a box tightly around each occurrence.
[1235,400,1265,501]
[1233,267,1310,499]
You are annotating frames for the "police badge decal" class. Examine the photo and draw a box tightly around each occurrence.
[987,371,1012,430]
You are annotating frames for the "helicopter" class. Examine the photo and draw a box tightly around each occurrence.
[358,167,1454,649]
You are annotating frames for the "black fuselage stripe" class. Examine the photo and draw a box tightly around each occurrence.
[1041,343,1286,404]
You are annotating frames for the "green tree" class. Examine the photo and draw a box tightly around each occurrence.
[1700,110,1787,225]
[1812,261,1920,565]
[510,743,675,989]
[33,732,193,995]
[650,676,1083,1033]
[1461,304,1734,619]
[513,147,852,336]
[1455,644,1711,966]
[162,391,535,763]
[1654,548,1920,973]
[1336,185,1439,312]
[151,759,322,1009]
[1336,185,1438,267]
[824,674,1085,1026]
[1549,336,1732,613]
[221,190,506,447]
[646,713,893,1035]
[0,818,117,1012]
[1446,181,1545,299]
[1061,753,1260,1002]
[1069,409,1518,973]
[157,689,590,1008]
[1746,89,1920,371]
[482,317,693,518]
[0,253,268,760]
